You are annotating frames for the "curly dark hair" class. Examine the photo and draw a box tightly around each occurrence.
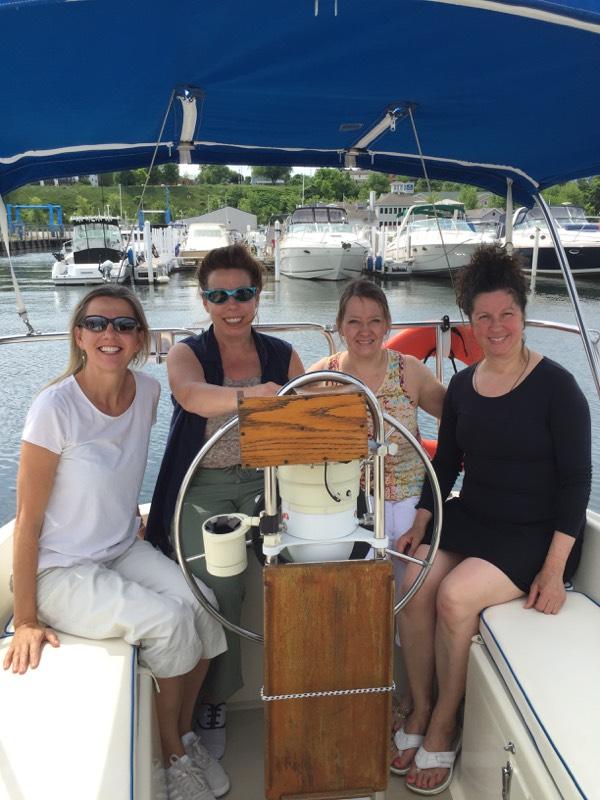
[336,278,391,330]
[197,243,265,292]
[456,244,528,318]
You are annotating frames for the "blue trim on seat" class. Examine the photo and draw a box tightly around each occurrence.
[1,615,14,638]
[130,647,137,800]
[480,592,594,799]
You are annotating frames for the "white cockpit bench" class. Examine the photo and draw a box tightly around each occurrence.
[457,591,599,800]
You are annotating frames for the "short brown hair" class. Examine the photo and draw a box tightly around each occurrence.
[197,244,265,292]
[456,244,528,318]
[336,278,391,330]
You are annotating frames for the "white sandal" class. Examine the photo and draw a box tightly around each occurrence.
[406,739,461,795]
[390,728,425,776]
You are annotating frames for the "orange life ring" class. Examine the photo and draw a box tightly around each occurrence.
[385,324,482,367]
[386,324,481,460]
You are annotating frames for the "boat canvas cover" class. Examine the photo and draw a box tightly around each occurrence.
[1,0,600,203]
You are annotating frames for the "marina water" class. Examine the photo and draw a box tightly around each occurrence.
[1,252,599,525]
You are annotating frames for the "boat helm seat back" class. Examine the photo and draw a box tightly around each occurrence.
[479,592,600,799]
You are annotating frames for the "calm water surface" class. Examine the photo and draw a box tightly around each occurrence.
[1,252,599,524]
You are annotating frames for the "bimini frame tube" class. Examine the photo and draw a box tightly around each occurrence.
[535,193,600,398]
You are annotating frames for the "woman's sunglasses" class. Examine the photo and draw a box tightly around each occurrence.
[79,315,140,333]
[202,286,257,304]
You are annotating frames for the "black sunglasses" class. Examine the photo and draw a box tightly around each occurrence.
[202,286,257,304]
[79,315,140,333]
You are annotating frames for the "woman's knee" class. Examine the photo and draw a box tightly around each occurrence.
[436,575,478,626]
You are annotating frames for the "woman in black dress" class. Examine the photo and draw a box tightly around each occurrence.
[392,245,591,795]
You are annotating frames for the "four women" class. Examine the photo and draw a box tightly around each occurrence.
[4,244,591,798]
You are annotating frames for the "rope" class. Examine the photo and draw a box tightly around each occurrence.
[121,89,177,284]
[261,681,395,702]
[0,196,36,334]
[407,107,466,324]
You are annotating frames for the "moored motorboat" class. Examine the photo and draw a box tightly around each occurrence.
[177,223,231,270]
[384,202,486,275]
[510,205,600,276]
[51,216,130,285]
[280,206,369,280]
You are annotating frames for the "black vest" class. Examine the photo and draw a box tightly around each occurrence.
[146,326,292,554]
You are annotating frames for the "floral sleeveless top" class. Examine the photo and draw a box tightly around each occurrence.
[327,351,426,501]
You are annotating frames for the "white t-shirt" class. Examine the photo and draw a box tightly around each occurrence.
[22,370,160,571]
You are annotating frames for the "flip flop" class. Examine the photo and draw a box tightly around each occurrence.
[390,728,425,776]
[406,738,461,795]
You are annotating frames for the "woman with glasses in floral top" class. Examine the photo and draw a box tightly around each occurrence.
[147,243,304,758]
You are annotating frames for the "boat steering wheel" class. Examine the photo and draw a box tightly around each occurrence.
[173,371,443,643]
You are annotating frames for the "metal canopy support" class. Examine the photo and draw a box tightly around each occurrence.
[535,193,600,398]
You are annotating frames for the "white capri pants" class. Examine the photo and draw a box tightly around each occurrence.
[36,538,227,679]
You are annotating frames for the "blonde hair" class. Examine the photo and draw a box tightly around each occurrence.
[51,285,150,385]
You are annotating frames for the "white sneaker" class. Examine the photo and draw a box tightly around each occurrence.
[166,754,216,800]
[184,732,231,797]
[197,702,227,760]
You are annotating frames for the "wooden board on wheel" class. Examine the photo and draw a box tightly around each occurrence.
[238,392,368,468]
[263,560,394,800]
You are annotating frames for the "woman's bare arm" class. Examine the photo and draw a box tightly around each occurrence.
[4,442,61,673]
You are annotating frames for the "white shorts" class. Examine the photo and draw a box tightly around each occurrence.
[385,496,419,597]
[36,538,227,679]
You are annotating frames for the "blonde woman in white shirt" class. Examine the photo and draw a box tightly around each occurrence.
[3,285,228,800]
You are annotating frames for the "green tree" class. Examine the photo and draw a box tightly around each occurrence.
[365,172,391,194]
[305,168,359,203]
[458,185,478,210]
[251,166,292,184]
[97,172,115,187]
[159,163,179,184]
[198,165,238,185]
[116,170,136,186]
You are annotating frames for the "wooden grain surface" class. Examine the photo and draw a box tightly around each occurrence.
[238,393,368,468]
[263,560,394,799]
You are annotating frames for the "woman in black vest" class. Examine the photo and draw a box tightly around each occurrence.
[147,243,303,759]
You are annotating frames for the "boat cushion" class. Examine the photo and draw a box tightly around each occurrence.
[0,633,137,799]
[480,591,600,800]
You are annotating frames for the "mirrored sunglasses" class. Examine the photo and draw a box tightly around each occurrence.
[202,286,257,304]
[79,315,140,333]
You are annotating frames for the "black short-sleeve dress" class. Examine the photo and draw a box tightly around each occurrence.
[420,357,591,592]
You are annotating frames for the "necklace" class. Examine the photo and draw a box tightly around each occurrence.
[473,346,530,395]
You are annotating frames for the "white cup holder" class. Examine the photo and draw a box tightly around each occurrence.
[202,513,250,577]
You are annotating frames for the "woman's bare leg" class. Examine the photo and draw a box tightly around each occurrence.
[407,558,523,791]
[156,675,186,765]
[392,548,463,772]
[179,658,211,736]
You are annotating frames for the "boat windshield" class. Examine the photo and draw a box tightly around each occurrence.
[289,207,348,225]
[72,223,121,251]
[407,218,475,233]
[189,228,226,240]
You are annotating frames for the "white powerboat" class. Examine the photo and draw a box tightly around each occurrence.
[51,216,130,285]
[1,1,600,798]
[384,202,486,274]
[510,205,600,276]
[280,206,368,280]
[177,223,231,269]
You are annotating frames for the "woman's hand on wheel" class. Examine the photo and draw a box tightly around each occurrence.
[3,623,60,674]
[395,523,426,557]
[243,382,281,398]
[524,568,566,615]
[394,509,431,557]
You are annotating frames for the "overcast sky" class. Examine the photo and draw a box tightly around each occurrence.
[179,165,316,178]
